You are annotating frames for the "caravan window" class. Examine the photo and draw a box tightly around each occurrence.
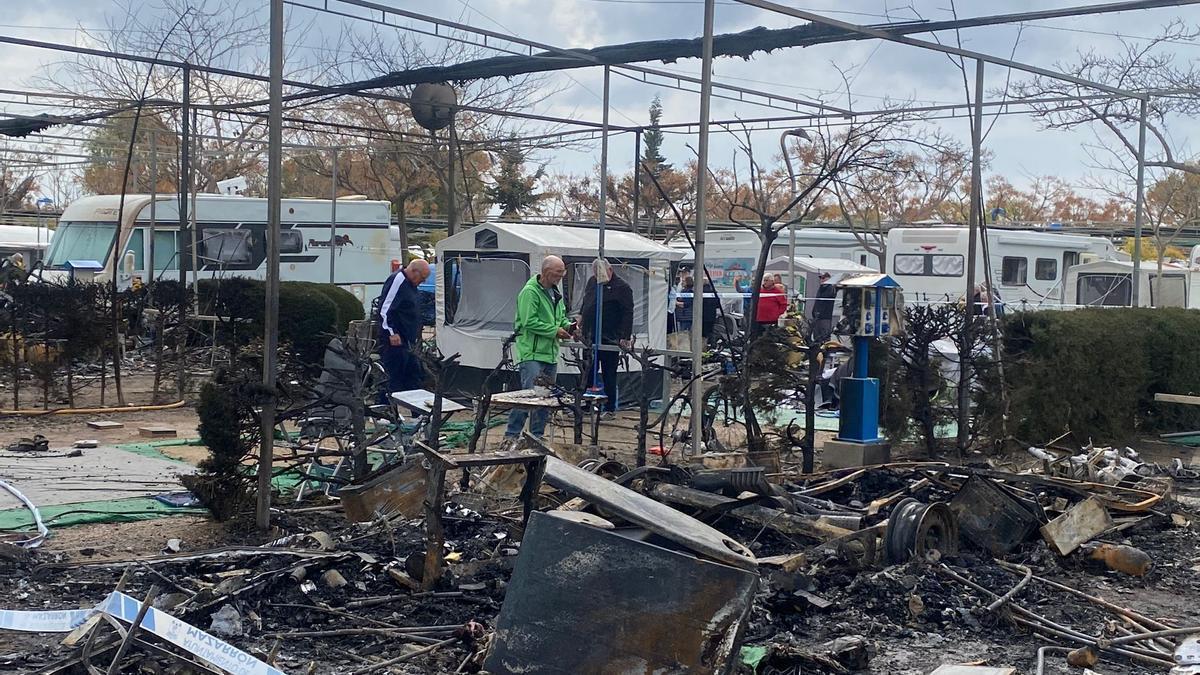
[152,231,178,272]
[1151,275,1187,308]
[126,229,146,270]
[567,261,651,334]
[893,253,964,277]
[1001,257,1027,286]
[1077,273,1131,306]
[199,229,254,266]
[930,255,964,276]
[443,257,529,332]
[280,229,303,254]
[128,229,181,273]
[893,254,925,275]
[1035,258,1057,281]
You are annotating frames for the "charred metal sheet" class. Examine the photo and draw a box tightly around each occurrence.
[950,475,1041,555]
[540,453,756,570]
[484,511,759,675]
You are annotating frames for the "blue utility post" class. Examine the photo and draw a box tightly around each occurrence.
[824,274,904,468]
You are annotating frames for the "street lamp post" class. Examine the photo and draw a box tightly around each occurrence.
[779,128,812,299]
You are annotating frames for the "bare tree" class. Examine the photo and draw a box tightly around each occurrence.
[0,145,39,212]
[706,113,911,461]
[1011,21,1200,179]
[41,0,320,193]
[287,25,568,228]
[1009,20,1200,298]
[1091,168,1200,300]
[829,133,971,270]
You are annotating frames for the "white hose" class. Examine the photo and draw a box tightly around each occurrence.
[0,478,48,547]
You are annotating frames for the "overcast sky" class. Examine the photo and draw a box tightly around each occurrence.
[1,0,1198,202]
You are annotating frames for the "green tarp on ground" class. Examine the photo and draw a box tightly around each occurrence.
[0,438,207,532]
[0,418,504,533]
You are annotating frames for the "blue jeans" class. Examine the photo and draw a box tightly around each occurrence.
[505,360,557,438]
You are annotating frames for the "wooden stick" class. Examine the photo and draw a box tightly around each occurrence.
[105,585,160,675]
[348,637,459,675]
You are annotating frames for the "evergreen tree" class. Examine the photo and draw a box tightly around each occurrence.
[641,96,670,173]
[485,136,545,219]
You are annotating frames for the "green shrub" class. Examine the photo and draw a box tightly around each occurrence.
[187,365,272,520]
[291,282,364,331]
[197,278,340,368]
[988,308,1200,443]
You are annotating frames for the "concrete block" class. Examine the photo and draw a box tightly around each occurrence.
[821,439,890,469]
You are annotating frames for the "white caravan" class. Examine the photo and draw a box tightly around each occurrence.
[669,227,879,290]
[0,224,53,265]
[44,194,397,309]
[885,227,1117,308]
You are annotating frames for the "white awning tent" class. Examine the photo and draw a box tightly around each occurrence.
[435,222,685,371]
[1064,259,1199,309]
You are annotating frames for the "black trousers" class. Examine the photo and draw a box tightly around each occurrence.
[590,347,621,412]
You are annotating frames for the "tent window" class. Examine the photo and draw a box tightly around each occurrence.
[1151,274,1186,308]
[1001,256,1027,286]
[567,262,651,334]
[1077,273,1131,306]
[474,229,498,249]
[1035,258,1057,281]
[444,257,529,331]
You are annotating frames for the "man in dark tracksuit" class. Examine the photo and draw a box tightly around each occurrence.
[811,272,836,344]
[377,259,432,394]
[580,259,634,419]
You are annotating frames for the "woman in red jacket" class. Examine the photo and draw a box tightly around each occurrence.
[755,276,789,330]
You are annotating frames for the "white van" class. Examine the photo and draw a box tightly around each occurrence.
[44,194,397,309]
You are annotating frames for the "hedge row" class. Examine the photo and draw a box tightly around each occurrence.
[197,279,362,367]
[991,308,1200,443]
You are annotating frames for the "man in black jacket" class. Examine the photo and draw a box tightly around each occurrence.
[376,259,432,394]
[811,272,837,344]
[580,259,634,419]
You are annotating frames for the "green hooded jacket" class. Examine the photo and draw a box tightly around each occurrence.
[514,274,570,364]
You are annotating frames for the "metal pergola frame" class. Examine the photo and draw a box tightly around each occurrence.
[1,0,1196,524]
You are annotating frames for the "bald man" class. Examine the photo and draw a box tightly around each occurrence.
[505,255,574,440]
[377,258,432,394]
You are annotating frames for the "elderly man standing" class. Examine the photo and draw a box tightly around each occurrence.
[377,258,432,394]
[505,255,574,440]
[580,258,634,420]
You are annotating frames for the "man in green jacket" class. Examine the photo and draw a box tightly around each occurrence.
[505,255,574,439]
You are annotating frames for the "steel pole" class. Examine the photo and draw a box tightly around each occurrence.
[329,146,338,284]
[178,65,190,286]
[957,59,984,456]
[780,132,799,301]
[148,130,157,281]
[258,0,284,531]
[1132,96,1148,306]
[589,66,611,431]
[447,123,459,236]
[189,106,200,313]
[690,0,715,455]
[631,131,642,236]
